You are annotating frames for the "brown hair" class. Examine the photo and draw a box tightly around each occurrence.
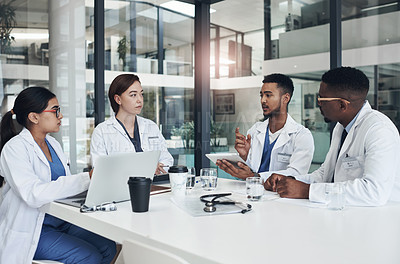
[108,74,141,113]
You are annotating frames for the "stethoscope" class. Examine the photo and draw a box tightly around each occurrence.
[80,202,117,213]
[200,193,252,214]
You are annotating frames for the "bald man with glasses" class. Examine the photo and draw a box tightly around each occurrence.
[265,67,400,206]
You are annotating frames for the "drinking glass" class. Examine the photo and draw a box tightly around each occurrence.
[200,168,218,191]
[186,167,196,190]
[325,184,345,210]
[246,177,264,201]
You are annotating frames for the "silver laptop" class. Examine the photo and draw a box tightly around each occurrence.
[56,151,160,208]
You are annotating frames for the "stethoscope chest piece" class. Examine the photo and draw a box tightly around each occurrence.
[204,201,216,212]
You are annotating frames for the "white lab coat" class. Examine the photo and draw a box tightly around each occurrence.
[90,115,173,167]
[296,101,400,206]
[0,128,90,264]
[246,114,314,180]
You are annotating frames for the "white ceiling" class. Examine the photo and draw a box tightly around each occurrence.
[6,0,400,79]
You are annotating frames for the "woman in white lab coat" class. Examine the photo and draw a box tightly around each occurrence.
[90,74,173,172]
[0,87,116,263]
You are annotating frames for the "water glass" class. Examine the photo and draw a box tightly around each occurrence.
[246,177,264,201]
[325,184,345,210]
[200,168,218,191]
[186,167,196,190]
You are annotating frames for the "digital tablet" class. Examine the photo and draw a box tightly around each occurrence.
[206,153,246,166]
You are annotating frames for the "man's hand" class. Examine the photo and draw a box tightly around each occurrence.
[264,173,285,191]
[155,163,167,175]
[275,177,310,199]
[234,127,251,161]
[264,173,310,199]
[215,159,253,180]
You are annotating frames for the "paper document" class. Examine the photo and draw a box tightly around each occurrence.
[232,189,280,201]
[171,195,251,217]
[276,198,328,208]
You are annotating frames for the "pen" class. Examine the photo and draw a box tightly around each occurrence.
[150,189,171,195]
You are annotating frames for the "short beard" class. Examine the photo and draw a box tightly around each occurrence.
[262,114,270,121]
[262,105,281,121]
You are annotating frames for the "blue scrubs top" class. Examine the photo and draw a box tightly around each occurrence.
[42,139,66,227]
[258,126,278,173]
[116,117,143,152]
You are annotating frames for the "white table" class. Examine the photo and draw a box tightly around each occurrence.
[41,178,400,264]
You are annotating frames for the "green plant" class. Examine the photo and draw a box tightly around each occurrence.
[0,0,16,54]
[171,121,194,149]
[171,120,224,148]
[117,35,128,69]
[210,119,223,147]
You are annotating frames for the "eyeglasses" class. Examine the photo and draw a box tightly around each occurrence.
[317,96,350,105]
[43,107,61,118]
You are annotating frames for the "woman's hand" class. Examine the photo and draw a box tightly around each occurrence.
[155,163,167,175]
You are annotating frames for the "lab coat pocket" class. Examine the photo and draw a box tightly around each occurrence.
[4,229,31,260]
[342,155,365,180]
[277,153,291,163]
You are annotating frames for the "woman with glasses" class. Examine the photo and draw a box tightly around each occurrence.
[90,74,173,173]
[0,87,116,263]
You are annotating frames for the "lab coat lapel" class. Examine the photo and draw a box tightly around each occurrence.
[45,135,70,175]
[137,115,146,144]
[337,101,371,158]
[110,115,131,140]
[255,119,268,147]
[273,114,296,149]
[20,128,50,168]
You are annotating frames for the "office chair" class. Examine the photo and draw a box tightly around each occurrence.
[120,239,190,264]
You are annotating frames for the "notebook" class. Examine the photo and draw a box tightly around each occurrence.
[56,151,160,208]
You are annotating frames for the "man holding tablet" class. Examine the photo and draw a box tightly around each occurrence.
[216,73,314,180]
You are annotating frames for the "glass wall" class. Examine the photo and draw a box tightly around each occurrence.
[1,0,399,177]
[102,0,196,168]
[342,1,400,130]
[0,0,50,119]
[210,0,331,174]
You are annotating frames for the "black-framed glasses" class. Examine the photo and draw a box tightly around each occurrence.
[43,106,61,118]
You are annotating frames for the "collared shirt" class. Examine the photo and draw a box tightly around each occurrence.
[344,101,366,133]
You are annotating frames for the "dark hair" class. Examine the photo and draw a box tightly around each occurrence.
[0,86,56,151]
[108,74,141,113]
[321,67,369,97]
[0,86,55,186]
[263,73,294,100]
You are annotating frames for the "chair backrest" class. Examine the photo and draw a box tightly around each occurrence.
[122,239,190,264]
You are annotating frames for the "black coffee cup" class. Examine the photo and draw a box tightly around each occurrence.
[127,176,152,212]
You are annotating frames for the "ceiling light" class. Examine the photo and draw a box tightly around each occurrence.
[361,2,397,12]
[161,1,216,17]
[85,0,129,10]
